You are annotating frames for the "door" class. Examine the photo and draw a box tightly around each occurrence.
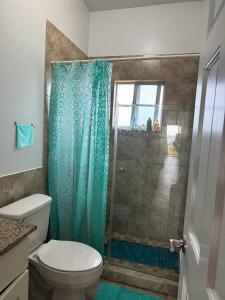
[0,270,28,300]
[178,1,225,299]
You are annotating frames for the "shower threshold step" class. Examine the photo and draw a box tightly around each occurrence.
[104,257,179,281]
[102,262,178,298]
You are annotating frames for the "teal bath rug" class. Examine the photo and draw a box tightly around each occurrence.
[93,282,163,300]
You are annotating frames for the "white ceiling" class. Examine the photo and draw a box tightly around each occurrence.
[84,0,203,12]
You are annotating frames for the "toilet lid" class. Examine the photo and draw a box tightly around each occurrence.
[38,240,102,272]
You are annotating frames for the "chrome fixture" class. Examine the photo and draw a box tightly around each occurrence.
[170,237,187,253]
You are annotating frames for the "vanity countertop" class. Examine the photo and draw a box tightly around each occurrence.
[0,218,36,257]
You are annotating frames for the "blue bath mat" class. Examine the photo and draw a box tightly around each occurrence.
[93,282,163,300]
[105,239,179,272]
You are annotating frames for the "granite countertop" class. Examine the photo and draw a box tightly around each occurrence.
[0,218,36,257]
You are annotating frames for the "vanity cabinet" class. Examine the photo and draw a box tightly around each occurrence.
[0,238,28,293]
[0,270,28,300]
[0,219,36,300]
[0,238,29,300]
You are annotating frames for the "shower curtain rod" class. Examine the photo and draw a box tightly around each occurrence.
[50,53,199,64]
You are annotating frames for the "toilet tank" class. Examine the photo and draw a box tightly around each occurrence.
[0,194,52,253]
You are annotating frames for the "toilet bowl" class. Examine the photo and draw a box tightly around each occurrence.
[29,240,103,300]
[0,194,103,300]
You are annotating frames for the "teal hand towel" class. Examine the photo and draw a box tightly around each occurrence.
[16,124,33,148]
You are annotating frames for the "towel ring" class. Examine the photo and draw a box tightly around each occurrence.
[14,122,35,128]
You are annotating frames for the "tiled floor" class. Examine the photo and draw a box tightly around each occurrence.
[102,262,178,297]
[105,234,179,281]
[105,239,179,271]
[86,279,177,300]
[107,258,179,281]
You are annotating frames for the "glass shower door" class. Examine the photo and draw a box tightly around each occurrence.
[106,81,185,281]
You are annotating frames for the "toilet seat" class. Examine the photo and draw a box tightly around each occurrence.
[38,240,102,273]
[33,240,103,290]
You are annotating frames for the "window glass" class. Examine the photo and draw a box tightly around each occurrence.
[116,82,164,131]
[134,107,155,129]
[117,84,134,105]
[138,85,158,105]
[117,107,132,128]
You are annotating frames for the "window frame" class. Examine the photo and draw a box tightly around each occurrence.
[114,80,165,130]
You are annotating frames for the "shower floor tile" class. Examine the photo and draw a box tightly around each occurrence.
[105,239,179,272]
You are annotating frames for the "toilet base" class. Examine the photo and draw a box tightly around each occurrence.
[53,288,85,300]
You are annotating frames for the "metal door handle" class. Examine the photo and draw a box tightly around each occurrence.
[170,238,186,253]
[119,167,125,172]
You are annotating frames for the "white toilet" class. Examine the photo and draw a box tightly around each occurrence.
[0,194,103,300]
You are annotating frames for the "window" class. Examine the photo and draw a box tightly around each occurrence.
[116,82,164,131]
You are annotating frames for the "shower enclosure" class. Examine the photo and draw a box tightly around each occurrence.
[105,72,196,282]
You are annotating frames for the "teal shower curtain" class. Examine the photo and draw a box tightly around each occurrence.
[48,61,112,254]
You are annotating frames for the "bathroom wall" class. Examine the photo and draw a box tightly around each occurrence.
[108,56,199,243]
[43,21,88,167]
[88,1,204,57]
[0,21,88,208]
[0,0,89,178]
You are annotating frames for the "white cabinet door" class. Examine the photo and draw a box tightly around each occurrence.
[0,238,28,292]
[178,0,225,299]
[0,270,28,300]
